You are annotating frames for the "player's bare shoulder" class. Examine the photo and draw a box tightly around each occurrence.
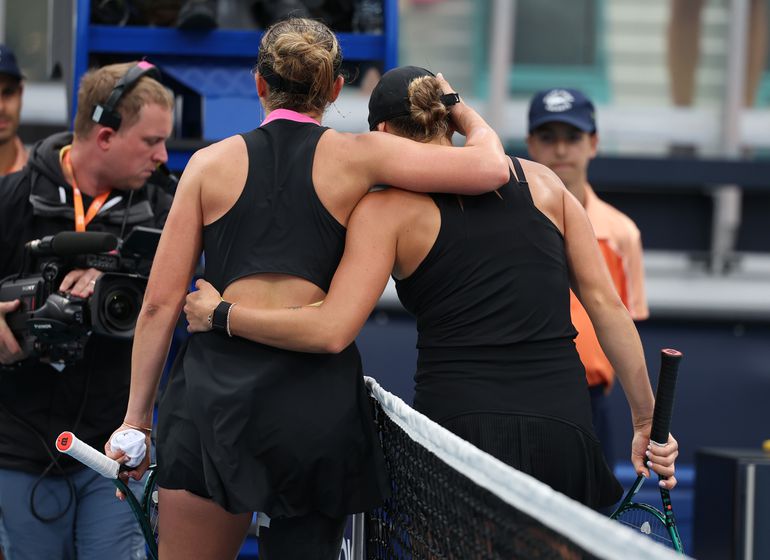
[511,158,567,231]
[317,127,358,154]
[188,135,249,221]
[188,135,247,186]
[324,128,383,162]
[354,187,431,230]
[356,186,417,216]
[516,158,565,194]
[517,158,566,206]
[314,128,369,177]
[191,135,246,171]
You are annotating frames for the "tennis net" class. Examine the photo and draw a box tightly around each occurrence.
[362,376,686,560]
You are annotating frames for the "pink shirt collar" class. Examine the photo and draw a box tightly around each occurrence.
[261,108,320,126]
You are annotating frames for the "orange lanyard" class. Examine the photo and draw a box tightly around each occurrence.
[60,145,111,232]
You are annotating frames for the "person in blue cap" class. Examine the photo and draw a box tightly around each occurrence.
[0,44,27,175]
[526,88,649,473]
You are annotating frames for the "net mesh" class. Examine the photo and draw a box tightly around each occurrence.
[363,377,687,560]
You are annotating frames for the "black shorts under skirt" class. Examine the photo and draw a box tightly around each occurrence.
[155,332,390,518]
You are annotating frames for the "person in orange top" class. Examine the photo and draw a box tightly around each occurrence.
[0,45,27,175]
[526,88,648,468]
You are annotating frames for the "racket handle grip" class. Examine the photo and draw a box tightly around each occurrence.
[650,348,683,445]
[56,431,120,479]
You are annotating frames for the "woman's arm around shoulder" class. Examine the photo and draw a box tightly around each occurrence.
[327,109,508,197]
[185,189,409,353]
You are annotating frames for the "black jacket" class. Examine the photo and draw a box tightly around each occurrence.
[0,132,173,473]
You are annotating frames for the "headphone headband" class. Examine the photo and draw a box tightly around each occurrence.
[91,61,162,130]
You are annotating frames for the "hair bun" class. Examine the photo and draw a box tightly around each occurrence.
[408,76,449,135]
[257,18,342,114]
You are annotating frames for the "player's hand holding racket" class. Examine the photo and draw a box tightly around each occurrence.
[612,348,684,553]
[631,419,679,489]
[105,421,152,499]
[56,430,159,560]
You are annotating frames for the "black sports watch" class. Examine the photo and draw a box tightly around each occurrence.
[440,92,461,107]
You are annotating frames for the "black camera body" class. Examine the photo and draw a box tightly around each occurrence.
[0,228,161,365]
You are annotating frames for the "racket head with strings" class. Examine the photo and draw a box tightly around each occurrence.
[610,349,684,553]
[114,471,159,560]
[56,431,159,560]
[141,465,160,548]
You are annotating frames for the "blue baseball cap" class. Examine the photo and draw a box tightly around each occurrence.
[0,44,22,80]
[528,88,595,133]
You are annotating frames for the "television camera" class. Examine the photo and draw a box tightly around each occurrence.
[0,227,161,365]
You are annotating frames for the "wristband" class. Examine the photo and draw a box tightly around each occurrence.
[212,300,233,334]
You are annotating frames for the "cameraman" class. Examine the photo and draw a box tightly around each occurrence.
[0,62,173,560]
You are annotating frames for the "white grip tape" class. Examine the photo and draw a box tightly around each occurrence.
[56,431,120,479]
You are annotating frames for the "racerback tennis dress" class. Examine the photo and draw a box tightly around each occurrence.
[156,114,389,517]
[395,158,622,508]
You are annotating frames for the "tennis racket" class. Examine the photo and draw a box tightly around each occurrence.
[610,348,684,553]
[56,431,159,560]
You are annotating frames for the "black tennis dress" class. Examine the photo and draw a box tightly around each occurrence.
[395,158,622,508]
[156,116,389,518]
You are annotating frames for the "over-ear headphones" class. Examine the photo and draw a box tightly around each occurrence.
[91,61,162,131]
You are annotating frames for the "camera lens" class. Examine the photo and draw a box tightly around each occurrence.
[90,273,147,339]
[101,287,140,332]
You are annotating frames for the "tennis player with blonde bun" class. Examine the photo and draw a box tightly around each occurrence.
[106,18,508,560]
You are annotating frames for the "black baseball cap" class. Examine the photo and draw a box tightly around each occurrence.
[0,44,23,81]
[528,88,596,133]
[368,66,434,131]
[368,65,459,132]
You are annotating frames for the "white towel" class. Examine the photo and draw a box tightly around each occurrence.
[109,429,147,468]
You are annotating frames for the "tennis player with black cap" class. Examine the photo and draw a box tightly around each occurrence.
[184,66,679,510]
[0,44,27,175]
[367,65,460,131]
[527,88,649,471]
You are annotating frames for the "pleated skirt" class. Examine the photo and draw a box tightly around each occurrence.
[155,331,390,518]
[441,412,622,508]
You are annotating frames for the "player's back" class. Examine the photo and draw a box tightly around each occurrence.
[395,159,576,350]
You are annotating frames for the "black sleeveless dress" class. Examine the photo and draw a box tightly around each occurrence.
[156,118,390,517]
[395,158,622,508]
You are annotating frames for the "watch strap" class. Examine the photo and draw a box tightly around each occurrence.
[440,92,461,107]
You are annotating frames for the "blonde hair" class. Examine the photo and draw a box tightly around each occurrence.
[256,18,342,114]
[74,62,174,139]
[387,76,451,143]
